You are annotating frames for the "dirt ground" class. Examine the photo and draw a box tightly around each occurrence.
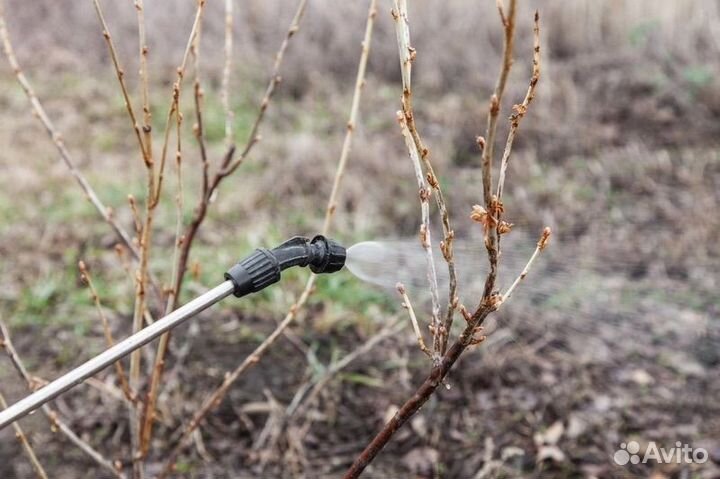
[0,1,719,478]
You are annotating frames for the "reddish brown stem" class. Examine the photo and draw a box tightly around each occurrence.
[343,305,494,479]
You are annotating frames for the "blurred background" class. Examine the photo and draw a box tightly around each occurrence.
[0,0,718,477]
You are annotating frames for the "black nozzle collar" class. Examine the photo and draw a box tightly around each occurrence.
[224,235,346,297]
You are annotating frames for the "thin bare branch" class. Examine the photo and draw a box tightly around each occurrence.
[343,302,497,479]
[92,0,149,166]
[479,0,516,303]
[138,62,188,458]
[0,5,138,260]
[192,28,210,203]
[218,0,307,177]
[148,13,313,452]
[222,0,234,147]
[152,0,205,207]
[0,391,48,479]
[127,195,143,237]
[496,11,541,202]
[134,0,153,163]
[322,0,377,234]
[396,110,441,358]
[111,3,203,472]
[499,227,550,305]
[157,286,315,479]
[126,3,205,467]
[391,0,457,355]
[78,261,135,404]
[485,11,541,310]
[482,8,539,303]
[0,320,125,479]
[480,0,517,206]
[396,283,431,358]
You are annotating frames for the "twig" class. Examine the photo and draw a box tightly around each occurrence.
[0,320,125,479]
[396,110,441,358]
[343,225,550,478]
[151,7,311,466]
[113,245,155,327]
[482,8,540,303]
[111,2,204,466]
[134,0,153,163]
[391,0,457,355]
[0,3,137,259]
[479,0,517,206]
[152,1,205,207]
[138,38,191,456]
[128,195,143,237]
[192,27,210,206]
[488,11,541,307]
[495,11,541,202]
[499,227,550,305]
[92,0,149,166]
[158,2,376,474]
[218,0,308,178]
[221,0,234,147]
[91,1,204,471]
[78,261,135,404]
[479,0,516,302]
[0,391,48,479]
[396,283,431,358]
[321,0,377,233]
[342,303,496,479]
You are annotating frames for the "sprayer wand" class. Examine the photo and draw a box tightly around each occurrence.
[0,235,346,430]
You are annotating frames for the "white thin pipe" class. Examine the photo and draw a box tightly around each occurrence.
[0,280,235,430]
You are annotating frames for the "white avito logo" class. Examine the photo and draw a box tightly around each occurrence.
[614,441,709,466]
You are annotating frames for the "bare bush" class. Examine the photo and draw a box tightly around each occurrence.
[1,0,391,477]
[343,1,549,476]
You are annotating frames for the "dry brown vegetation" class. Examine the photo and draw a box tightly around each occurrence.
[0,0,719,478]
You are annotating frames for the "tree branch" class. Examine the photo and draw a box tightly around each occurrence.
[391,0,457,355]
[0,3,138,260]
[0,320,125,479]
[0,391,48,479]
[79,261,135,404]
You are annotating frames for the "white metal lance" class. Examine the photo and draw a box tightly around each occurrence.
[0,235,346,430]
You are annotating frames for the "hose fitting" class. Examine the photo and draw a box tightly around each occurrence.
[224,235,346,297]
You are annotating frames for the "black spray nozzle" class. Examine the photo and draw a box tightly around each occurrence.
[224,235,346,297]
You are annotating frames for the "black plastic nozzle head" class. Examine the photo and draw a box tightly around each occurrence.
[224,235,346,297]
[308,235,346,274]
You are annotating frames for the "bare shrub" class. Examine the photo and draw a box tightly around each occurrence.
[0,0,390,477]
[342,1,549,476]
